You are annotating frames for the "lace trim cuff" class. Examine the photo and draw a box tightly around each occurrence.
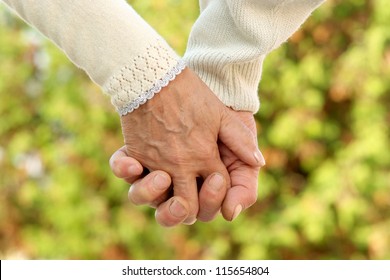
[116,60,186,116]
[103,39,185,116]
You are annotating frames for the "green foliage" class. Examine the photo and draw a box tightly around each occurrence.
[0,0,389,259]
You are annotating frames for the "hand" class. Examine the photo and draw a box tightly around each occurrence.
[218,110,262,221]
[119,68,262,225]
[110,110,264,225]
[110,150,229,226]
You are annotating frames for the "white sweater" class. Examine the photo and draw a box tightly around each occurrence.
[1,0,324,115]
[184,0,325,112]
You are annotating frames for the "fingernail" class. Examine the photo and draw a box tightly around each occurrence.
[183,217,197,225]
[128,164,141,175]
[169,199,188,218]
[153,174,169,190]
[231,205,243,221]
[209,173,224,191]
[254,150,266,166]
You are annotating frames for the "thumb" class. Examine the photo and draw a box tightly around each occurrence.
[219,110,265,167]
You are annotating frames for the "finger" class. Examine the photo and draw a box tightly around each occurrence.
[197,158,231,221]
[109,146,143,180]
[128,171,172,206]
[155,197,190,227]
[219,111,265,167]
[197,172,227,222]
[221,167,259,221]
[172,176,199,225]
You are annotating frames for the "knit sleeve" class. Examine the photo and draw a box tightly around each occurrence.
[184,0,325,113]
[1,0,185,115]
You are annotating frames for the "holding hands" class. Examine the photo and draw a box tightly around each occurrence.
[2,0,322,227]
[110,68,265,226]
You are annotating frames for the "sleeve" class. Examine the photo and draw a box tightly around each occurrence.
[183,0,325,113]
[1,0,186,116]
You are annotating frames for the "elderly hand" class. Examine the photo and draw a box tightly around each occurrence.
[119,68,262,225]
[111,109,264,226]
[217,110,262,221]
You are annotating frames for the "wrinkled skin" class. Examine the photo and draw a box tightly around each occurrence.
[119,68,262,225]
[113,81,264,226]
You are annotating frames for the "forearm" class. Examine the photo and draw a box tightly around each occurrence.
[2,0,184,115]
[184,0,325,113]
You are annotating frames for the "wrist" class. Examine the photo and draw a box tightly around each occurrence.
[103,39,186,116]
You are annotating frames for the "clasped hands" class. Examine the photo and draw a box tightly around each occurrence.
[110,68,265,226]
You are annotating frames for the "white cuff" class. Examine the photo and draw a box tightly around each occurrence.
[103,39,185,116]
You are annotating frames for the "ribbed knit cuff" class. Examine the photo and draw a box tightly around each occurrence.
[184,54,264,113]
[103,39,185,116]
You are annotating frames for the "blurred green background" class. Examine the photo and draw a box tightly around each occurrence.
[0,0,389,259]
